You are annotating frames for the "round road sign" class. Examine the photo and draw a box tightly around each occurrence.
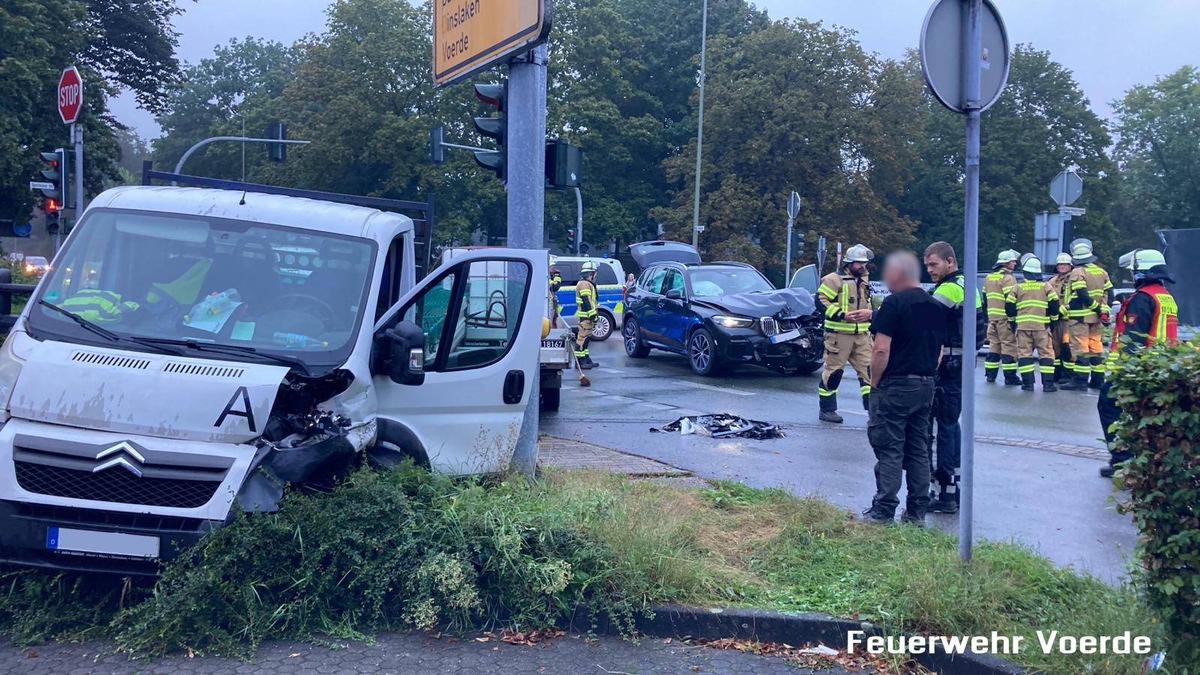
[919,0,1010,114]
[57,66,83,124]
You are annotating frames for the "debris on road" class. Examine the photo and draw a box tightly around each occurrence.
[653,414,784,440]
[695,637,931,673]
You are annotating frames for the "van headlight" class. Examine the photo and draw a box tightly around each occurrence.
[0,331,31,415]
[712,315,754,329]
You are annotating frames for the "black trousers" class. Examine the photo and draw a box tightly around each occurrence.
[1097,381,1130,466]
[928,357,963,488]
[868,376,936,517]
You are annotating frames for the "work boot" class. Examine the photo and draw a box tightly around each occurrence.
[985,369,998,383]
[1021,372,1035,392]
[1099,465,1118,479]
[1089,372,1105,390]
[861,507,894,525]
[578,356,599,370]
[928,490,959,514]
[1003,373,1021,386]
[1043,381,1058,393]
[1060,375,1089,391]
[819,410,844,424]
[900,512,926,527]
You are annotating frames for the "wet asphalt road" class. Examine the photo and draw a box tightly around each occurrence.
[543,338,1138,584]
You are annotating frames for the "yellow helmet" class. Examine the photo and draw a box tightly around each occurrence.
[1019,253,1043,278]
[843,244,874,264]
[1069,238,1097,264]
[1118,249,1167,272]
[1054,253,1073,266]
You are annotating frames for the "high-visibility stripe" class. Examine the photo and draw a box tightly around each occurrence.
[824,321,862,333]
[824,303,842,319]
[1018,364,1036,374]
[817,284,837,300]
[984,361,1000,371]
[1015,316,1050,324]
[860,384,871,395]
[1002,363,1017,372]
[1016,300,1048,309]
[818,388,836,397]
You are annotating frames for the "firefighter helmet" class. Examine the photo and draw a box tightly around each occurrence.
[1118,249,1167,272]
[1054,252,1073,267]
[843,244,874,264]
[1069,238,1097,264]
[1019,253,1043,279]
[994,249,1020,267]
[580,260,599,275]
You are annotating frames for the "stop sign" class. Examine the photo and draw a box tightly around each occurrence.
[57,66,83,124]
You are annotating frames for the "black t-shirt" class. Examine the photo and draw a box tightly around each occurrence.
[871,287,947,378]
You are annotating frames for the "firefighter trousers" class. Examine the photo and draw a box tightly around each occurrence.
[1016,329,1056,388]
[984,320,1018,382]
[1068,320,1105,382]
[820,331,872,412]
[575,316,594,359]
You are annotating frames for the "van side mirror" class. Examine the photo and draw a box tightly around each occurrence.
[385,321,426,386]
[665,289,684,301]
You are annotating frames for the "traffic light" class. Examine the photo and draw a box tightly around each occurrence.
[545,138,583,189]
[473,82,507,180]
[430,126,446,164]
[791,231,805,258]
[39,149,71,208]
[566,229,577,253]
[45,198,61,236]
[266,122,288,162]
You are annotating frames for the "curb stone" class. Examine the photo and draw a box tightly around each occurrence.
[573,604,1025,675]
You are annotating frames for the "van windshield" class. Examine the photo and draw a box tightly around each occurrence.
[28,208,376,367]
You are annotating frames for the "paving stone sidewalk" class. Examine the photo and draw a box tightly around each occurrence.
[2,632,847,674]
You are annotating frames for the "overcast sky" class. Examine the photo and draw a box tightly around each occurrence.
[110,0,1199,138]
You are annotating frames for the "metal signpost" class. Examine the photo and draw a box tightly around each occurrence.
[920,0,1010,562]
[786,191,800,282]
[691,0,709,250]
[433,1,553,475]
[1034,171,1085,264]
[56,66,85,249]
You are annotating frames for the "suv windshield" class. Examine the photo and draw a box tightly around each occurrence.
[687,267,773,298]
[28,208,375,368]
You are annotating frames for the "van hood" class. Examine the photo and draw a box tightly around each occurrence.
[7,337,289,443]
[693,288,816,319]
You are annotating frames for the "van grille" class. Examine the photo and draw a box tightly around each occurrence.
[163,362,245,379]
[14,463,220,509]
[70,351,151,370]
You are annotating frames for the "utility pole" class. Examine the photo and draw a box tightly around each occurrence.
[574,187,583,254]
[690,0,709,249]
[507,43,549,476]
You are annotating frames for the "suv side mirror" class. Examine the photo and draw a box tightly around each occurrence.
[385,320,426,386]
[665,289,684,301]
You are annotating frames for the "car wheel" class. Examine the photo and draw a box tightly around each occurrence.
[591,310,615,342]
[540,385,561,412]
[688,327,722,376]
[624,317,650,358]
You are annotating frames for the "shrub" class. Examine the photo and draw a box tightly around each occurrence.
[1109,342,1200,651]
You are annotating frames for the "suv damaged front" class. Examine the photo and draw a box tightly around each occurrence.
[0,206,388,572]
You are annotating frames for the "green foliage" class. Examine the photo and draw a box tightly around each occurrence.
[1110,342,1200,658]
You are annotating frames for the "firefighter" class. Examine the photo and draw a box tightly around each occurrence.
[574,261,599,370]
[1048,253,1074,383]
[983,249,1021,385]
[816,244,874,424]
[1060,238,1113,391]
[1005,254,1061,392]
[549,263,563,315]
[923,242,985,514]
[1097,249,1179,478]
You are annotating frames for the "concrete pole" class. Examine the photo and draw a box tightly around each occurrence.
[958,0,983,563]
[574,187,583,253]
[507,44,549,476]
[690,0,709,249]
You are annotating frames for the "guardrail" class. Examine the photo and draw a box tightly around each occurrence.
[0,269,37,332]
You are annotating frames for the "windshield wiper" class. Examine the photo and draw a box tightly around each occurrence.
[133,337,311,375]
[38,299,120,342]
[37,300,187,356]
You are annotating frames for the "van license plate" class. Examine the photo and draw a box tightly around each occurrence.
[46,527,159,559]
[541,339,566,348]
[769,329,801,344]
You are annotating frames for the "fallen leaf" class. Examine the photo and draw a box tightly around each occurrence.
[289,653,301,658]
[24,650,37,659]
[475,637,490,642]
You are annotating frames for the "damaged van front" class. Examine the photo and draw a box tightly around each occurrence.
[0,186,545,574]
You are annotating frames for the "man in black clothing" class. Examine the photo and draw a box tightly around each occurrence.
[863,251,948,526]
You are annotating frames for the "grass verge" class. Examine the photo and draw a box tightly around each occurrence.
[0,467,1188,674]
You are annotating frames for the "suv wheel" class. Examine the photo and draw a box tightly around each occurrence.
[624,317,650,358]
[688,328,722,376]
[591,310,615,342]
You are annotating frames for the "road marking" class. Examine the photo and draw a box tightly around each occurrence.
[638,402,676,411]
[840,410,868,417]
[679,381,756,397]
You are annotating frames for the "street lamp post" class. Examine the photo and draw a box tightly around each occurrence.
[690,0,708,249]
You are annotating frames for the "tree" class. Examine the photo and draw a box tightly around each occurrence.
[652,19,918,282]
[903,46,1118,265]
[81,0,184,115]
[1112,66,1200,251]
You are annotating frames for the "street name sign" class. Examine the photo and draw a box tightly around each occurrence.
[29,181,56,192]
[433,0,553,87]
[57,66,83,124]
[1060,206,1086,217]
[920,0,1010,113]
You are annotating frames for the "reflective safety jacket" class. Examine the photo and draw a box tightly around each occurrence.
[983,269,1017,322]
[575,278,597,320]
[931,269,985,350]
[1065,263,1112,323]
[57,290,140,323]
[817,271,872,334]
[1005,281,1061,332]
[1108,282,1178,368]
[1047,273,1071,321]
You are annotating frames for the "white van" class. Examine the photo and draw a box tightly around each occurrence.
[0,185,546,573]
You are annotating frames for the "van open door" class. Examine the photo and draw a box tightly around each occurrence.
[372,249,548,474]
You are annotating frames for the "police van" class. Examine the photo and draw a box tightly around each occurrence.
[552,256,626,341]
[0,180,546,573]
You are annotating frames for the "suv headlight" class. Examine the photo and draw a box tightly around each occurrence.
[712,315,754,329]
